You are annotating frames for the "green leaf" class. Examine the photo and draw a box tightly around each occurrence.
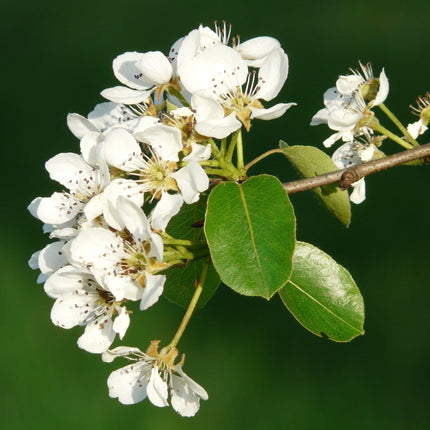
[279,241,364,342]
[163,198,220,310]
[280,142,351,227]
[204,175,296,299]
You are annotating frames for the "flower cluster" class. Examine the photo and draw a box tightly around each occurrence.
[28,22,292,416]
[311,62,389,203]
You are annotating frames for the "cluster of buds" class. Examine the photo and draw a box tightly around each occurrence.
[28,22,293,416]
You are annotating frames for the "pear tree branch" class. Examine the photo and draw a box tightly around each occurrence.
[283,143,430,194]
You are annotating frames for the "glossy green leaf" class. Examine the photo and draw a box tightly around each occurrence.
[279,241,364,342]
[205,174,296,298]
[163,198,220,309]
[280,142,351,227]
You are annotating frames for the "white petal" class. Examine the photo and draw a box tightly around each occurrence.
[84,194,104,221]
[349,178,366,204]
[50,291,95,328]
[69,227,122,269]
[37,241,67,276]
[250,102,296,120]
[135,124,182,161]
[172,162,209,204]
[192,90,224,121]
[101,86,151,104]
[336,75,363,94]
[132,116,161,135]
[102,179,143,230]
[107,364,150,405]
[140,273,165,310]
[170,374,201,417]
[196,112,241,139]
[44,265,90,298]
[114,196,151,243]
[77,317,116,353]
[105,275,142,302]
[407,119,428,139]
[236,36,280,62]
[80,131,102,165]
[28,193,83,225]
[374,69,389,106]
[113,307,130,339]
[147,367,169,407]
[102,346,144,362]
[103,128,142,171]
[180,44,248,95]
[67,113,99,139]
[256,49,289,101]
[88,102,138,132]
[150,192,184,231]
[113,52,154,90]
[45,153,95,191]
[175,366,209,400]
[135,51,173,86]
[183,143,212,162]
[28,251,40,270]
[310,108,329,126]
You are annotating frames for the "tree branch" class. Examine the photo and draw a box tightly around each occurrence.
[283,143,430,195]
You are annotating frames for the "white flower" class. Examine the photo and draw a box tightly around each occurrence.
[103,126,208,228]
[67,197,166,308]
[332,140,377,204]
[28,152,110,226]
[177,22,282,68]
[44,265,130,353]
[311,62,389,147]
[103,341,208,417]
[101,50,179,104]
[407,93,430,139]
[179,44,294,136]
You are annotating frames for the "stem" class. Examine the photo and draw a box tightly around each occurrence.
[226,131,239,162]
[373,123,414,149]
[244,148,283,172]
[161,237,207,247]
[209,138,221,158]
[378,103,420,147]
[236,129,244,171]
[283,142,430,194]
[167,259,211,350]
[203,167,239,178]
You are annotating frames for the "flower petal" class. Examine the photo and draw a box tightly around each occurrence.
[140,273,165,311]
[101,86,151,104]
[107,363,150,405]
[147,367,169,407]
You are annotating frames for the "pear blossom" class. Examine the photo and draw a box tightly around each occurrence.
[311,62,389,147]
[407,93,430,139]
[177,22,282,69]
[179,44,294,135]
[103,125,209,228]
[67,197,166,308]
[103,341,208,417]
[44,265,130,353]
[101,50,180,104]
[332,138,378,204]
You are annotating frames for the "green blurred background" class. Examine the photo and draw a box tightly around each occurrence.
[2,0,429,428]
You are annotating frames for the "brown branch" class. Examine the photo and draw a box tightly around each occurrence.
[283,143,430,195]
